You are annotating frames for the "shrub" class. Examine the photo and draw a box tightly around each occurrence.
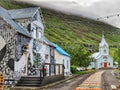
[71,65,77,73]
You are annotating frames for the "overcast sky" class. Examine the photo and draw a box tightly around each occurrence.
[16,0,120,28]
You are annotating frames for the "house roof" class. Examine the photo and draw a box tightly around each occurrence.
[43,37,54,47]
[0,7,31,37]
[52,43,70,57]
[8,7,40,19]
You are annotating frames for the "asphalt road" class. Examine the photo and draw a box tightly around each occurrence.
[45,70,120,90]
[102,70,120,90]
[46,73,92,90]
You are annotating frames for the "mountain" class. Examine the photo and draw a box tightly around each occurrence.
[0,0,120,56]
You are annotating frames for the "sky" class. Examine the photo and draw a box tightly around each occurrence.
[15,0,120,28]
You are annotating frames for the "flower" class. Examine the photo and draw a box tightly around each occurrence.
[40,68,47,70]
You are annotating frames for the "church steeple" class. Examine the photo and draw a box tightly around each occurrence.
[99,33,109,55]
[99,33,108,48]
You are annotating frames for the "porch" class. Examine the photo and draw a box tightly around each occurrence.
[12,63,65,87]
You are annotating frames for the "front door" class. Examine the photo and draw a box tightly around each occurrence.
[104,63,107,68]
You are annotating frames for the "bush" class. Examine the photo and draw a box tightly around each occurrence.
[71,65,77,73]
[92,68,96,70]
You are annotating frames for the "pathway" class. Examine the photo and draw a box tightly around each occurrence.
[74,71,104,90]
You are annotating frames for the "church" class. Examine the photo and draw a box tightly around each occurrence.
[88,34,113,69]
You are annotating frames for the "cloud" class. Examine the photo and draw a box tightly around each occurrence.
[15,0,120,28]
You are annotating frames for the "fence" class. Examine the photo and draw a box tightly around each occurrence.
[40,63,64,78]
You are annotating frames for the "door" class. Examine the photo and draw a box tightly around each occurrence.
[104,63,107,68]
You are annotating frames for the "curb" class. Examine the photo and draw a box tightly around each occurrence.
[39,74,80,89]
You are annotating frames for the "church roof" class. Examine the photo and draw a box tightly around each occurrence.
[91,52,100,59]
[99,34,108,47]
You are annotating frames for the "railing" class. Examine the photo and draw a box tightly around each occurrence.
[40,63,64,78]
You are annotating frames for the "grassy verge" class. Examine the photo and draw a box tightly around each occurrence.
[115,69,120,73]
[75,69,95,75]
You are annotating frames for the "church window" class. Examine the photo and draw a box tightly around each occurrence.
[103,56,107,59]
[104,49,106,53]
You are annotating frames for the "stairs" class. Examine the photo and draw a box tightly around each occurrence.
[16,76,43,87]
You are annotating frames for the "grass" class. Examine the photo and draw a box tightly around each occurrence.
[115,69,120,73]
[75,70,95,75]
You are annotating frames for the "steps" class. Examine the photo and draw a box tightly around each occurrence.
[16,76,43,87]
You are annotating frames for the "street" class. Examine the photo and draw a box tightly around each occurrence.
[45,70,120,90]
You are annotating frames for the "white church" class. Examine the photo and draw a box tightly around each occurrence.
[88,34,113,69]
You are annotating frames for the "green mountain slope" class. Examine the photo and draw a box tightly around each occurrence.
[0,0,120,57]
[42,8,120,46]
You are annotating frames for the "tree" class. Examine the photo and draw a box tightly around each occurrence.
[63,44,91,67]
[113,48,120,66]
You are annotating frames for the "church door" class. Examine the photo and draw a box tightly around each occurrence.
[104,63,107,68]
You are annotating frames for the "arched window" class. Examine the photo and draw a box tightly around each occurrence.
[104,49,106,53]
[103,56,107,59]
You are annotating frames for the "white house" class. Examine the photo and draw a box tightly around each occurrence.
[88,34,113,69]
[53,43,71,76]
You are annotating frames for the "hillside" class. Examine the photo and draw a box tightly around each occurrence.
[0,0,120,56]
[42,8,120,45]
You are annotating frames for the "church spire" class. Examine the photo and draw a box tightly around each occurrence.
[99,32,108,47]
[102,31,104,38]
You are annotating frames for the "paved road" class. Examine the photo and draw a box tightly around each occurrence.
[46,73,92,90]
[45,70,120,90]
[102,70,120,90]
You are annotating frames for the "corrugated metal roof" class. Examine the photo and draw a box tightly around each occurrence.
[53,43,70,57]
[8,7,39,19]
[0,7,31,37]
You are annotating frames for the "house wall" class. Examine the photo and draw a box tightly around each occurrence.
[54,50,71,76]
[0,17,16,84]
[14,34,30,76]
[62,55,71,76]
[55,50,62,64]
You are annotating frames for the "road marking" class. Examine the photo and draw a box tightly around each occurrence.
[111,85,117,90]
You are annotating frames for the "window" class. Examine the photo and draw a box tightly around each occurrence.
[104,49,106,53]
[103,56,107,59]
[67,60,69,69]
[63,59,64,64]
[45,54,48,59]
[54,60,56,64]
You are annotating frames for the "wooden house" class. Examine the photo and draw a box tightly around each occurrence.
[53,43,71,76]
